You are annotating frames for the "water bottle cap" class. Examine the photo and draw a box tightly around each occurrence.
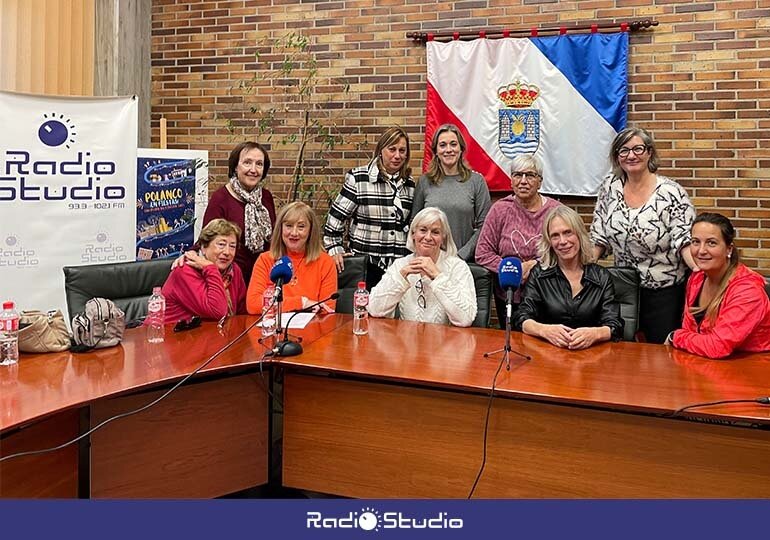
[357,281,366,289]
[2,301,13,310]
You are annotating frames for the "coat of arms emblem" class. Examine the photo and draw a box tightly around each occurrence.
[498,80,540,157]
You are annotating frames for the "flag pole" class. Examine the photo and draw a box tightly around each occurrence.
[407,19,657,43]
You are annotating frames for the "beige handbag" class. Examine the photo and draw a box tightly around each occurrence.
[18,310,71,353]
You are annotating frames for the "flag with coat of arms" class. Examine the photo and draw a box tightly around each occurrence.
[424,32,628,195]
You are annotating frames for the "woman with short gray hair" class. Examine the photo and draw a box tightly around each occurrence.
[475,153,561,328]
[369,207,477,327]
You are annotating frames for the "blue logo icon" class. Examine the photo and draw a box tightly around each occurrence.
[38,114,76,148]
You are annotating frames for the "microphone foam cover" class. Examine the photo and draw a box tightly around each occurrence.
[498,257,523,289]
[269,255,294,284]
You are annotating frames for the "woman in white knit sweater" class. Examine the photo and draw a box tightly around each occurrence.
[368,207,477,327]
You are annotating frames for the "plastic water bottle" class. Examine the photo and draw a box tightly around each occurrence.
[353,281,369,336]
[147,287,166,343]
[262,285,277,337]
[0,301,20,365]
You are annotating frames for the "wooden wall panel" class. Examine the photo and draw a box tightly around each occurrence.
[0,409,79,498]
[90,374,269,498]
[284,374,770,498]
[0,0,94,95]
[93,0,151,146]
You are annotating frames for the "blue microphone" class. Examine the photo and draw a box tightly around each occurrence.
[270,255,294,287]
[269,256,294,302]
[498,257,523,290]
[498,257,523,323]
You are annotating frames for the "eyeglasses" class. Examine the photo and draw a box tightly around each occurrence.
[617,145,648,158]
[415,278,426,309]
[174,316,201,333]
[511,171,541,181]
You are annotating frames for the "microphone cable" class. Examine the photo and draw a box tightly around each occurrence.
[0,302,276,465]
[467,353,507,499]
[270,292,340,357]
[668,396,770,418]
[279,292,339,338]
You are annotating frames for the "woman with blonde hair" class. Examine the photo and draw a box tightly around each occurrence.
[668,212,770,358]
[514,206,623,349]
[412,123,491,262]
[247,202,337,314]
[368,207,477,327]
[323,125,415,290]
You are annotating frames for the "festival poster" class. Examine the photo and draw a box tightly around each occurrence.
[135,149,208,260]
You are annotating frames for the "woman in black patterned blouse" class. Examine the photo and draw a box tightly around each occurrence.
[590,127,697,344]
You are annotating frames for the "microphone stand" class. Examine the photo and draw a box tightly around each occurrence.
[272,293,340,357]
[274,281,284,336]
[483,288,531,370]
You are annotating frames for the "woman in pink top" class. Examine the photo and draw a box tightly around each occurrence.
[162,219,247,325]
[669,213,770,358]
[475,154,561,329]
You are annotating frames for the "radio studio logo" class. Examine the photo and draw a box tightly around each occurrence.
[80,231,128,264]
[0,234,39,268]
[0,113,125,203]
[306,506,463,532]
[38,113,77,148]
[499,258,521,280]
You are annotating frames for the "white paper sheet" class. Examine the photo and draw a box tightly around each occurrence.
[279,312,315,329]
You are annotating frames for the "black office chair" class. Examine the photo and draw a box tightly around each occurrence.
[63,258,174,324]
[468,263,493,328]
[335,255,367,314]
[606,266,641,342]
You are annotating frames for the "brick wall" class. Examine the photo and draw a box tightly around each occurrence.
[150,0,770,275]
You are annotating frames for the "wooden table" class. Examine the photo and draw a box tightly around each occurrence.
[0,313,343,498]
[4,314,769,498]
[280,318,770,498]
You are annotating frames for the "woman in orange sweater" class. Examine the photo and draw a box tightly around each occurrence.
[247,202,338,314]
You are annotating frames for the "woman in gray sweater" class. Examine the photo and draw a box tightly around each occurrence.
[412,124,492,262]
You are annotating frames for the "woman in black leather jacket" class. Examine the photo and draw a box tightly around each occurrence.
[513,206,623,349]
